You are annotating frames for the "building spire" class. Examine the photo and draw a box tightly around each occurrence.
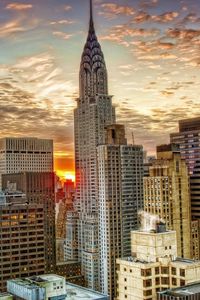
[89,0,94,30]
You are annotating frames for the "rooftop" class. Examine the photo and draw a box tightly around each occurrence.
[29,274,64,283]
[8,279,39,290]
[118,256,200,266]
[65,283,108,299]
[159,281,200,296]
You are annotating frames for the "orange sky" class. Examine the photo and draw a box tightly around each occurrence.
[54,155,75,181]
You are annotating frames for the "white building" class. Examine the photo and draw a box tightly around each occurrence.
[0,137,53,189]
[7,275,109,300]
[7,275,66,300]
[97,125,144,298]
[74,0,115,290]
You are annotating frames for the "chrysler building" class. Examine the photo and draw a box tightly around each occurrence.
[74,0,115,289]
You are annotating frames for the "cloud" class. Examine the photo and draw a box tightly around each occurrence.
[160,90,174,96]
[64,5,72,11]
[0,51,77,158]
[117,102,200,154]
[53,31,73,40]
[5,2,33,10]
[50,20,74,25]
[0,17,39,39]
[178,13,200,25]
[99,3,135,19]
[166,28,200,40]
[0,20,25,37]
[100,24,159,47]
[140,0,159,9]
[133,11,179,23]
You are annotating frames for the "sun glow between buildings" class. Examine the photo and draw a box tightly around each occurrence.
[56,170,75,182]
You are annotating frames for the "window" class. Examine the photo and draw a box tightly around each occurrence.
[143,279,152,287]
[180,280,185,286]
[171,267,176,275]
[141,268,152,277]
[156,277,160,285]
[161,277,169,285]
[161,267,169,274]
[143,290,152,296]
[172,278,177,285]
[180,269,185,277]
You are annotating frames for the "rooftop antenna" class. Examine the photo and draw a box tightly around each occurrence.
[132,132,135,145]
[89,0,94,29]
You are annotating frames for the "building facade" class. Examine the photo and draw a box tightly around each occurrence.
[0,138,53,190]
[170,117,200,259]
[0,194,45,292]
[64,211,79,261]
[2,172,56,273]
[116,221,200,300]
[74,0,115,289]
[97,124,144,298]
[144,144,191,258]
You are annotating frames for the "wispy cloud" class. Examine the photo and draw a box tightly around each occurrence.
[133,10,179,23]
[99,3,135,19]
[0,17,39,38]
[64,5,72,11]
[50,19,74,25]
[0,51,77,157]
[52,31,73,40]
[5,2,33,10]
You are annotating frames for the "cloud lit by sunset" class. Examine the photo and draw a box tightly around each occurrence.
[0,0,200,177]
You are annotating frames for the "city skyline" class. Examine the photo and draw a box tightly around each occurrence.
[0,0,200,180]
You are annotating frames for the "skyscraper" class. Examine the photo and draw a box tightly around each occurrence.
[144,144,191,258]
[0,138,53,190]
[170,117,200,259]
[74,0,115,289]
[0,192,45,292]
[97,124,144,298]
[2,172,56,273]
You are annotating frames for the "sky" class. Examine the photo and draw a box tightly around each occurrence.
[0,0,200,180]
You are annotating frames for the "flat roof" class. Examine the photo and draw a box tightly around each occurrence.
[117,256,200,267]
[159,281,200,296]
[30,274,64,283]
[66,283,108,299]
[8,279,39,290]
[172,257,200,266]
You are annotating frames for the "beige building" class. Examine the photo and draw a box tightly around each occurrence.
[143,144,191,258]
[170,117,200,260]
[116,222,200,300]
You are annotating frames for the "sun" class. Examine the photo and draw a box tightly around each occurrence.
[56,170,75,182]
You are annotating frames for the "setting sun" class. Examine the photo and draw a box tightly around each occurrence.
[56,170,75,182]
